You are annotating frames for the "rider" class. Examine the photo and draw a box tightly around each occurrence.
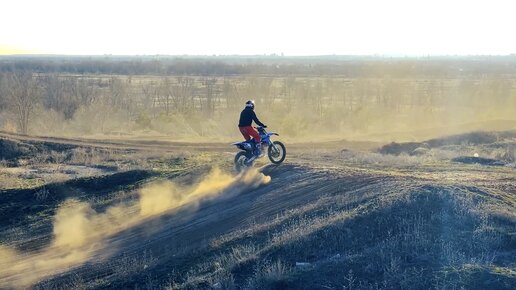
[238,100,266,157]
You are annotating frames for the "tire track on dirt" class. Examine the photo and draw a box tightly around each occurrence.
[0,131,377,154]
[29,163,408,289]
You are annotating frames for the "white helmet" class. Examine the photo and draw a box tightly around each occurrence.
[245,100,255,109]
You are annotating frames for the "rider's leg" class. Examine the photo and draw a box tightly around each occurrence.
[241,126,260,143]
[239,126,252,141]
[247,128,261,155]
[239,126,261,158]
[240,126,260,143]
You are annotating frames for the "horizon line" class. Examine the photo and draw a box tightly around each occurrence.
[1,53,516,58]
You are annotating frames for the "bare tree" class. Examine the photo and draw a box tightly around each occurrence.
[172,77,195,114]
[223,77,242,110]
[200,77,218,117]
[107,77,128,110]
[141,80,159,118]
[282,77,296,111]
[70,77,97,108]
[158,77,173,116]
[0,73,8,111]
[6,72,40,134]
[40,75,97,120]
[240,77,273,110]
[41,74,64,113]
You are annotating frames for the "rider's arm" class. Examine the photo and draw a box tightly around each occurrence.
[252,111,266,127]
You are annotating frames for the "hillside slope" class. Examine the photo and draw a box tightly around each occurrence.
[0,135,514,289]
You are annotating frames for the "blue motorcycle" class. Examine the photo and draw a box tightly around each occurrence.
[232,126,286,171]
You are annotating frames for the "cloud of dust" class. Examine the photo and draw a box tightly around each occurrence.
[53,200,95,248]
[0,167,270,289]
[140,167,271,216]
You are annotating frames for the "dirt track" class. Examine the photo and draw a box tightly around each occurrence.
[0,133,514,289]
[0,131,379,154]
[0,159,407,288]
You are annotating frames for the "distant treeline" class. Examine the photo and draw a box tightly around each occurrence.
[1,56,515,140]
[1,55,516,77]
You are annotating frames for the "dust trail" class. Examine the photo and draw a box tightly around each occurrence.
[0,167,270,289]
[140,167,270,216]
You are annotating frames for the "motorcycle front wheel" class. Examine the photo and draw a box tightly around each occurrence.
[268,141,286,164]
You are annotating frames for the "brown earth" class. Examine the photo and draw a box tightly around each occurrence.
[0,132,514,289]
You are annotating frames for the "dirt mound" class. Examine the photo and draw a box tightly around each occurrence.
[26,171,514,290]
[0,137,80,162]
[0,139,37,160]
[426,131,502,147]
[377,141,426,155]
[378,130,516,156]
[452,156,506,166]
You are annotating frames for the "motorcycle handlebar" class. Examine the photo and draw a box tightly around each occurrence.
[255,126,267,134]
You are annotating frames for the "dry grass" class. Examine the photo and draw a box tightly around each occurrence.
[246,260,290,290]
[0,136,205,191]
[165,179,514,290]
[2,134,513,289]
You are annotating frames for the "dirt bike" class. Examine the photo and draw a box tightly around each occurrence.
[232,126,286,172]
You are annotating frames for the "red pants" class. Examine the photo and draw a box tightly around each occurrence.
[239,126,261,143]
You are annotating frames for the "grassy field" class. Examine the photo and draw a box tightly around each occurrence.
[0,131,515,289]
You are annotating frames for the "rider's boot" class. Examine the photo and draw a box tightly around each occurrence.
[245,144,261,166]
[255,143,262,157]
[245,155,257,165]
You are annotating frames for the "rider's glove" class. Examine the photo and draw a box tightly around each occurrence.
[263,125,267,128]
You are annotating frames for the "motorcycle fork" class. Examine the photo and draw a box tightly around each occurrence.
[268,142,279,154]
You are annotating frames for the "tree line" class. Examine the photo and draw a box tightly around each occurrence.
[2,55,516,77]
[0,59,515,139]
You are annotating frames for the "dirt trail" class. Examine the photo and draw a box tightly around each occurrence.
[0,131,377,154]
[0,161,401,289]
[1,133,514,289]
[0,131,229,152]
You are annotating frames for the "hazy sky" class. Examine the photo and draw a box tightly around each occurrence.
[1,0,515,56]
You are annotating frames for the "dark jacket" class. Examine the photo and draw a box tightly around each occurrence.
[238,107,265,127]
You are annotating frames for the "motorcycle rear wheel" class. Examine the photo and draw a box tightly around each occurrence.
[234,151,252,172]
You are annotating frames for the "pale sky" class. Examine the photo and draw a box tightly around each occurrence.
[1,0,515,56]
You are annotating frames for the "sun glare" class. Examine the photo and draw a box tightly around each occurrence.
[0,45,40,55]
